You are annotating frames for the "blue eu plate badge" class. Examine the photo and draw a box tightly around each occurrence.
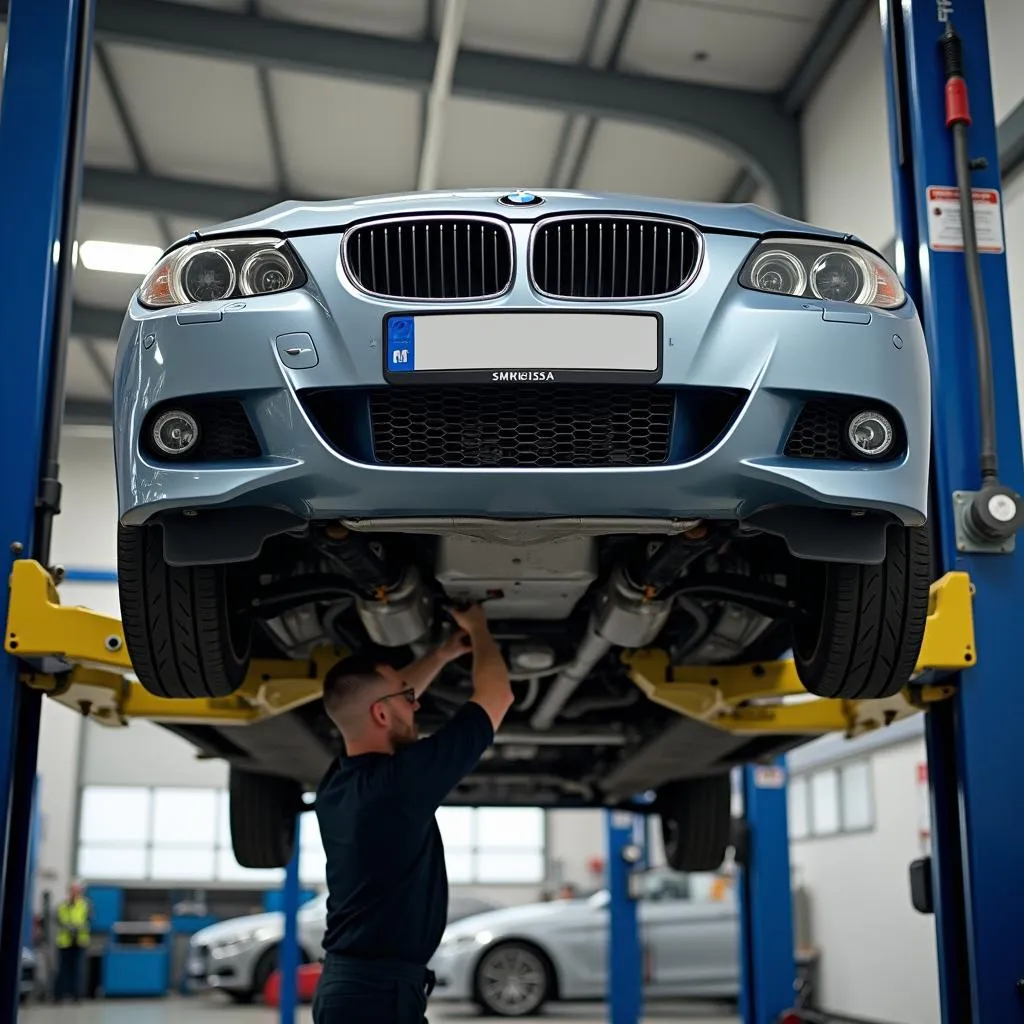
[387,316,415,372]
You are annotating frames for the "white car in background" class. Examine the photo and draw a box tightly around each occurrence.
[187,891,500,1003]
[429,869,739,1017]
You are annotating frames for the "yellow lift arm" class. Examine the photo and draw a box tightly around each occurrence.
[4,557,975,738]
[623,570,975,738]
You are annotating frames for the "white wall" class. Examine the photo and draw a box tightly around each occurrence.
[33,700,83,909]
[789,737,938,1024]
[51,428,119,573]
[80,718,228,789]
[801,7,895,250]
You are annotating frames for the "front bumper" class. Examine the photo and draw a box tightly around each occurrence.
[428,941,480,1001]
[186,946,253,993]
[112,230,930,555]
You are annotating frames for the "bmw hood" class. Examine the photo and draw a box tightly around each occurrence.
[191,911,282,946]
[440,899,589,941]
[177,187,852,247]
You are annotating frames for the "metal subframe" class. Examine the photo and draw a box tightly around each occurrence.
[881,1,1024,1021]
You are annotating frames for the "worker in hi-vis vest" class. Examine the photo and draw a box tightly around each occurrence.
[53,880,91,1003]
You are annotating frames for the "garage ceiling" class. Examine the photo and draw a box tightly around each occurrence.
[0,0,869,424]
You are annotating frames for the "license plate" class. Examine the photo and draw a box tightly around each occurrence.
[383,311,662,384]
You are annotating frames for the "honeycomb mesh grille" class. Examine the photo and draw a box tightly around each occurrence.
[367,386,675,468]
[784,401,844,459]
[343,217,514,299]
[531,216,701,298]
[197,401,262,460]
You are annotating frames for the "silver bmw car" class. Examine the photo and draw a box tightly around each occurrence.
[111,188,932,872]
[187,892,499,1003]
[429,869,739,1017]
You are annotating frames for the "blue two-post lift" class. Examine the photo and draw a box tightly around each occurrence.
[0,1,1020,1022]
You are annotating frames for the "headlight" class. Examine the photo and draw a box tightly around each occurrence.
[740,238,905,309]
[139,236,305,308]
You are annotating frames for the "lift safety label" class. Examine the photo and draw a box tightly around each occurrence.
[926,185,1005,253]
[753,765,785,789]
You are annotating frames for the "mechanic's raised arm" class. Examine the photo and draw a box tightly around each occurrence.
[449,604,514,731]
[391,605,514,812]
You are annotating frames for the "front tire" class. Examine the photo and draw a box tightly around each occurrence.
[791,524,931,700]
[229,767,301,869]
[656,773,732,873]
[473,941,552,1017]
[117,522,253,699]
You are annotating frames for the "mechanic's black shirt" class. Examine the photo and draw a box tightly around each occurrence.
[315,700,494,966]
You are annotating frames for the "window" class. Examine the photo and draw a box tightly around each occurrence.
[77,787,151,880]
[810,770,840,836]
[436,806,545,884]
[76,785,325,886]
[789,759,874,841]
[839,761,873,831]
[788,777,809,840]
[77,788,546,887]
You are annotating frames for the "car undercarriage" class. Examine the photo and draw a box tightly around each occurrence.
[146,509,919,851]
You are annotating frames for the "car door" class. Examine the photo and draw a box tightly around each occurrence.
[639,869,740,997]
[540,896,609,999]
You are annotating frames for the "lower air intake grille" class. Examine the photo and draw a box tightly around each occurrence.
[368,386,675,468]
[343,217,514,300]
[531,216,702,298]
[785,401,844,460]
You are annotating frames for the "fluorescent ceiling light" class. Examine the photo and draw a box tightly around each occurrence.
[79,240,162,275]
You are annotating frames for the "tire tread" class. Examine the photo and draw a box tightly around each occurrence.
[795,525,931,700]
[118,522,249,699]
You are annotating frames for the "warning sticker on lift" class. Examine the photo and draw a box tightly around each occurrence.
[753,765,785,789]
[926,185,1004,253]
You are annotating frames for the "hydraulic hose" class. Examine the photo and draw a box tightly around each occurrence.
[943,24,998,484]
[940,23,1024,543]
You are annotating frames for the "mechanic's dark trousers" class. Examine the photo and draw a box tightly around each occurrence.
[54,945,84,1002]
[314,954,435,1023]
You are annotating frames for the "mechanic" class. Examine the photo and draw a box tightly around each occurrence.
[313,603,514,1023]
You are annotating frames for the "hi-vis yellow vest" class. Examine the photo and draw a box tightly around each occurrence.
[56,899,90,949]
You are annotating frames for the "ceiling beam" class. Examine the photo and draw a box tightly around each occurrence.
[0,0,802,218]
[64,397,113,426]
[72,304,124,340]
[82,167,287,224]
[781,0,871,115]
[417,0,467,191]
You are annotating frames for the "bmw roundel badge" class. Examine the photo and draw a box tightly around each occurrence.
[499,190,544,207]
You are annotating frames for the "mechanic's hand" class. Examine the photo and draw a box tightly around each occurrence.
[437,629,472,662]
[447,603,490,638]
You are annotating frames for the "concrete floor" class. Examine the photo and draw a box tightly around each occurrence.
[21,996,740,1023]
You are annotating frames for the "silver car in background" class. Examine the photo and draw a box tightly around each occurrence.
[429,869,739,1017]
[188,891,500,1003]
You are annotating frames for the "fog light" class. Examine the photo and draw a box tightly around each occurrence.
[152,410,199,456]
[847,410,893,458]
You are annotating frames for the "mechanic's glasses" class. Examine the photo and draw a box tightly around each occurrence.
[377,687,417,707]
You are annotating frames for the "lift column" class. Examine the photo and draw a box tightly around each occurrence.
[0,0,94,1017]
[605,808,646,1024]
[737,759,796,1024]
[881,1,1024,1021]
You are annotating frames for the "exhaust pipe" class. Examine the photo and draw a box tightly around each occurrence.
[530,566,675,730]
